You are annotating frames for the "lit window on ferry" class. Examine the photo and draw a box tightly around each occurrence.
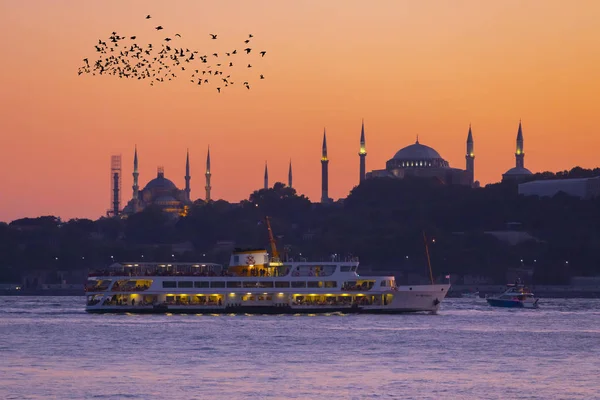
[291,281,306,288]
[307,281,322,288]
[211,281,226,288]
[178,281,193,288]
[163,281,176,288]
[324,281,337,288]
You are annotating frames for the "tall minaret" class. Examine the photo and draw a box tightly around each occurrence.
[466,124,474,185]
[358,119,367,183]
[288,159,293,188]
[515,120,524,168]
[132,145,139,201]
[321,128,329,203]
[264,161,269,190]
[184,149,191,201]
[205,146,211,202]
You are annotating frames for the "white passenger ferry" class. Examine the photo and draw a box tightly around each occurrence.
[85,248,450,314]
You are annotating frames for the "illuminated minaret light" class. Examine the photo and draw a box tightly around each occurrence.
[515,120,525,168]
[358,119,367,183]
[466,124,474,186]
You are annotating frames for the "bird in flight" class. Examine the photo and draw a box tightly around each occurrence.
[249,34,253,38]
[217,87,221,93]
[260,74,264,79]
[244,48,251,54]
[165,38,172,41]
[210,34,217,39]
[175,33,181,37]
[146,15,151,19]
[130,36,136,40]
[155,26,163,30]
[260,51,266,57]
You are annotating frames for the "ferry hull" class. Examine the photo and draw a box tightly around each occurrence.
[86,284,450,314]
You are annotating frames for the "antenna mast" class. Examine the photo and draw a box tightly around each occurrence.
[423,231,434,285]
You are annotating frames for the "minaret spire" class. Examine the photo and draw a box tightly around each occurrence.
[321,128,329,203]
[515,120,524,168]
[132,145,139,201]
[288,159,293,189]
[184,149,191,202]
[205,146,211,202]
[359,119,367,183]
[264,161,269,190]
[466,124,475,186]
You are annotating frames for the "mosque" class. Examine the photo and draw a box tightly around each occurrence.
[121,146,213,217]
[316,120,533,203]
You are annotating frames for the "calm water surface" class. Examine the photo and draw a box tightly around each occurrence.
[0,297,599,400]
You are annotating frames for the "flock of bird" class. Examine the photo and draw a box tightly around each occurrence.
[78,14,266,92]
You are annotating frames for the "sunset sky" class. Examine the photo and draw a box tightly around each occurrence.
[1,1,599,222]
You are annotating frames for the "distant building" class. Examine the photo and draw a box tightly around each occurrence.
[366,125,475,187]
[502,121,533,182]
[518,176,600,199]
[121,146,212,217]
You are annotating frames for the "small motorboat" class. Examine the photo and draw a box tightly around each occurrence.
[486,284,539,308]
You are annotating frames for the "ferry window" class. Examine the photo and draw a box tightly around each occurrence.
[340,266,351,272]
[350,266,357,271]
[178,281,193,288]
[291,281,306,288]
[380,281,386,286]
[162,281,176,288]
[307,281,322,288]
[227,281,242,288]
[275,281,290,288]
[243,281,259,288]
[233,255,239,264]
[211,281,226,288]
[259,281,274,288]
[194,281,210,288]
[324,281,337,288]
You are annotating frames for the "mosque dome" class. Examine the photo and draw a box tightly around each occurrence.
[503,166,533,176]
[393,142,443,161]
[143,173,178,192]
[387,140,450,169]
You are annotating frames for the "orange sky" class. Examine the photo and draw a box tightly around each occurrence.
[1,0,599,222]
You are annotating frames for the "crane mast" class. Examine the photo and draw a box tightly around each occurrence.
[265,216,280,262]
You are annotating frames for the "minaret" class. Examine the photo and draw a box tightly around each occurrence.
[321,128,329,203]
[205,146,211,202]
[515,120,524,168]
[264,161,269,190]
[132,146,139,201]
[466,124,474,185]
[184,149,191,202]
[288,159,293,188]
[358,119,366,183]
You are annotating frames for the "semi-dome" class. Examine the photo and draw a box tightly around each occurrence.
[393,141,443,161]
[504,166,532,176]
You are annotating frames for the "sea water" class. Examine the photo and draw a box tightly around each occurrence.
[0,297,598,399]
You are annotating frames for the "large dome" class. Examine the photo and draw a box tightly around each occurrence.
[393,142,443,161]
[143,175,178,191]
